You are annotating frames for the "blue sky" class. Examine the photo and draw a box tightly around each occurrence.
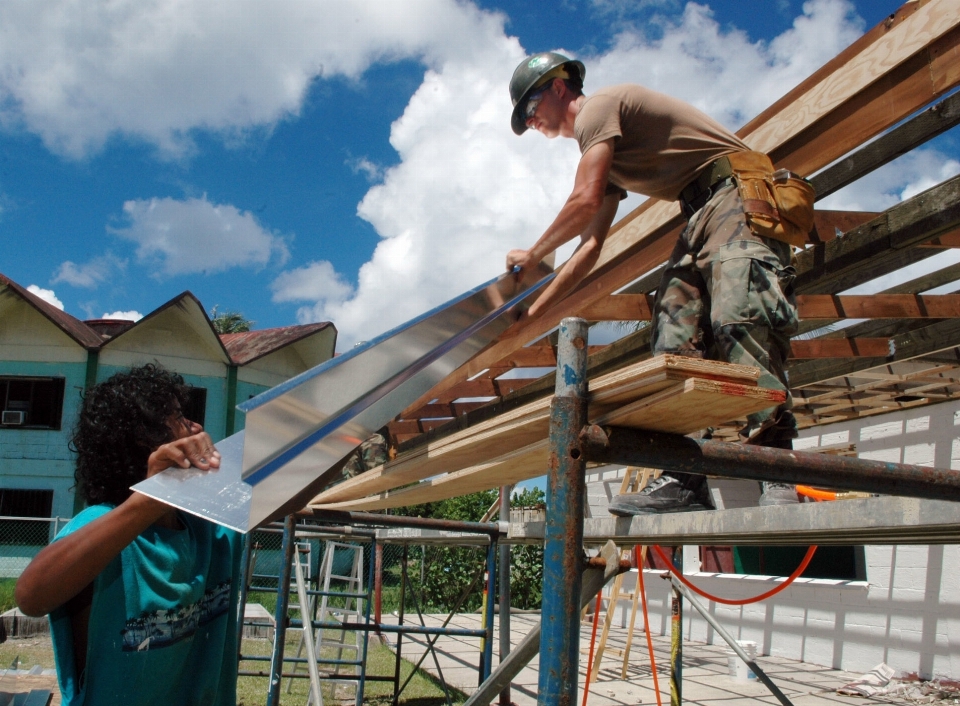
[3,0,953,350]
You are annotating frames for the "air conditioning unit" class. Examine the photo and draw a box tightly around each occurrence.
[2,410,25,425]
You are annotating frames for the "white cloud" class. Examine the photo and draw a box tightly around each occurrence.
[52,253,125,288]
[271,261,354,307]
[101,309,143,321]
[0,0,507,158]
[348,156,385,183]
[110,195,289,277]
[26,285,64,310]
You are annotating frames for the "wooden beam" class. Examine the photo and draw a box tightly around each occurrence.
[433,378,498,403]
[789,319,960,387]
[810,90,960,200]
[790,338,892,358]
[768,17,960,176]
[580,294,653,322]
[795,174,960,294]
[578,293,960,323]
[811,210,879,241]
[920,231,960,248]
[796,294,960,319]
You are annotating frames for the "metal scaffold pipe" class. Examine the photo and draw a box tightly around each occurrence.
[539,317,589,706]
[580,425,960,502]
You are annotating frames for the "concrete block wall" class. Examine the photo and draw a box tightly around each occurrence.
[587,398,960,679]
[603,545,959,679]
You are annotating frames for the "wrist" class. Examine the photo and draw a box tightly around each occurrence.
[122,491,172,526]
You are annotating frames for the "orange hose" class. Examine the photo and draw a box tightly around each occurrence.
[582,590,603,706]
[636,546,663,706]
[796,485,837,501]
[652,544,817,606]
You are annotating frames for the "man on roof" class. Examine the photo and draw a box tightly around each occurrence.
[506,52,814,514]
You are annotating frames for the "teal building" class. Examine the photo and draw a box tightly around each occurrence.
[0,272,336,533]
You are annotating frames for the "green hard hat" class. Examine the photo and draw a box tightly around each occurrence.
[509,52,585,135]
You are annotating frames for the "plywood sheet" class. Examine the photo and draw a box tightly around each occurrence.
[312,356,759,505]
[311,366,783,511]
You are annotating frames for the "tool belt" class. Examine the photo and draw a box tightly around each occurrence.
[679,151,816,247]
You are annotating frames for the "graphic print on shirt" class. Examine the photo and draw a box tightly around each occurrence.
[120,580,232,651]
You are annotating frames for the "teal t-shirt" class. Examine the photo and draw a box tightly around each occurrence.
[49,505,242,706]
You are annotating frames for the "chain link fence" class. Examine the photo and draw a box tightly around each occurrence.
[0,515,68,580]
[242,526,544,618]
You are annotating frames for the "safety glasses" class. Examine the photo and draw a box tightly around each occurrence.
[523,84,551,120]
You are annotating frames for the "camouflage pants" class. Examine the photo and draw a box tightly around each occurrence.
[651,183,799,459]
[342,433,390,480]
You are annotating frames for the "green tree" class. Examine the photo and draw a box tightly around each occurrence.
[390,486,547,612]
[395,490,498,613]
[209,305,254,334]
[509,486,545,609]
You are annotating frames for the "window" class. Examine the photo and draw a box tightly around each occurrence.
[655,545,866,581]
[0,488,54,546]
[183,386,207,428]
[0,377,66,430]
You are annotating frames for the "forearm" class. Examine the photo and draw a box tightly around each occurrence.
[526,239,602,319]
[528,191,605,263]
[15,493,169,616]
[526,192,618,319]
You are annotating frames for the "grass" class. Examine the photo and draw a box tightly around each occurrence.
[237,630,467,706]
[2,561,460,706]
[238,633,466,705]
[0,635,56,672]
[1,630,464,704]
[0,578,17,614]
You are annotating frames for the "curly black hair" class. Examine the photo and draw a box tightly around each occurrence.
[72,364,190,506]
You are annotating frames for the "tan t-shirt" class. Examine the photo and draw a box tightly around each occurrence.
[575,85,749,202]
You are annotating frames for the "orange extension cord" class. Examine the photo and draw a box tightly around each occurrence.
[581,590,604,706]
[637,546,664,706]
[652,544,818,605]
[581,542,817,702]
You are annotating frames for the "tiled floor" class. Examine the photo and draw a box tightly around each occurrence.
[381,613,923,705]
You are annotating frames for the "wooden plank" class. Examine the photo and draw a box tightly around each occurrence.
[312,356,762,506]
[580,294,653,322]
[314,378,783,511]
[595,378,784,434]
[312,442,551,512]
[790,338,892,358]
[796,294,960,319]
[810,91,960,200]
[795,174,960,294]
[811,210,879,241]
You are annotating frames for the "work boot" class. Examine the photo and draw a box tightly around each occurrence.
[758,482,800,506]
[608,475,715,516]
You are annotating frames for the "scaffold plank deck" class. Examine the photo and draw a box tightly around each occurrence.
[311,358,780,510]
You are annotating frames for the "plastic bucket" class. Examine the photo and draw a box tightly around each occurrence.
[726,641,757,681]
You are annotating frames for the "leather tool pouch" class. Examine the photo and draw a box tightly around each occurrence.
[727,151,815,248]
